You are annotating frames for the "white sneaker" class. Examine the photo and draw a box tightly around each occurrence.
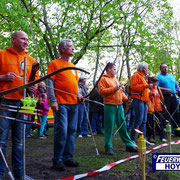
[146,140,155,146]
[39,135,46,140]
[133,141,138,147]
[86,134,92,137]
[161,138,167,142]
[78,135,83,138]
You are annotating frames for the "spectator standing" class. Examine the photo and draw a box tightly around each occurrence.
[47,39,80,171]
[34,81,47,98]
[34,81,49,136]
[146,77,156,144]
[0,31,38,179]
[146,77,167,143]
[130,62,154,145]
[156,63,180,136]
[98,63,137,155]
[77,76,91,138]
[151,77,167,142]
[38,93,49,139]
[89,87,104,135]
[124,85,135,132]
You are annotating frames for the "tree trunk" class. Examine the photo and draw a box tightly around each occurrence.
[93,39,100,85]
[125,50,131,82]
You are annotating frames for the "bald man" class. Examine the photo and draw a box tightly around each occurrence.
[0,31,38,179]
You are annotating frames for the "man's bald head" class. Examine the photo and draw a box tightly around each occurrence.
[11,31,29,52]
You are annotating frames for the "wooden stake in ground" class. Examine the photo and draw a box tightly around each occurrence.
[135,129,146,180]
[166,121,172,153]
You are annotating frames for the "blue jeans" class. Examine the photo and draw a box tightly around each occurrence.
[25,124,32,136]
[52,104,78,164]
[0,99,23,178]
[130,99,147,141]
[91,112,103,133]
[77,104,89,136]
[39,116,48,136]
[128,107,135,132]
[25,116,32,137]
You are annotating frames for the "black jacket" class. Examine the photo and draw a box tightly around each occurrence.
[89,88,103,113]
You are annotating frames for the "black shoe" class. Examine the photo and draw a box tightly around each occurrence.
[97,132,104,135]
[15,177,24,180]
[126,145,138,152]
[53,161,66,171]
[174,130,180,136]
[64,159,80,167]
[15,175,34,180]
[105,148,114,155]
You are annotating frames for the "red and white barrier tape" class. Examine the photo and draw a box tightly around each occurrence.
[60,140,180,180]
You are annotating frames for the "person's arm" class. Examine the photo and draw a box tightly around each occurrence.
[121,89,128,101]
[77,86,83,103]
[27,85,37,93]
[159,87,172,93]
[47,78,58,112]
[0,72,16,82]
[175,83,180,94]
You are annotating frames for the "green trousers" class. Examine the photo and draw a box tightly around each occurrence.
[104,104,133,149]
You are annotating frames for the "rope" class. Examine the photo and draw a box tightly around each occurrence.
[45,85,104,106]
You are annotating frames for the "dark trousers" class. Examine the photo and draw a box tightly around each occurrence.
[155,111,165,140]
[146,113,155,138]
[163,94,180,129]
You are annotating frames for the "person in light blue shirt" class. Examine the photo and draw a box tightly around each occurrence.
[157,74,178,94]
[156,63,180,136]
